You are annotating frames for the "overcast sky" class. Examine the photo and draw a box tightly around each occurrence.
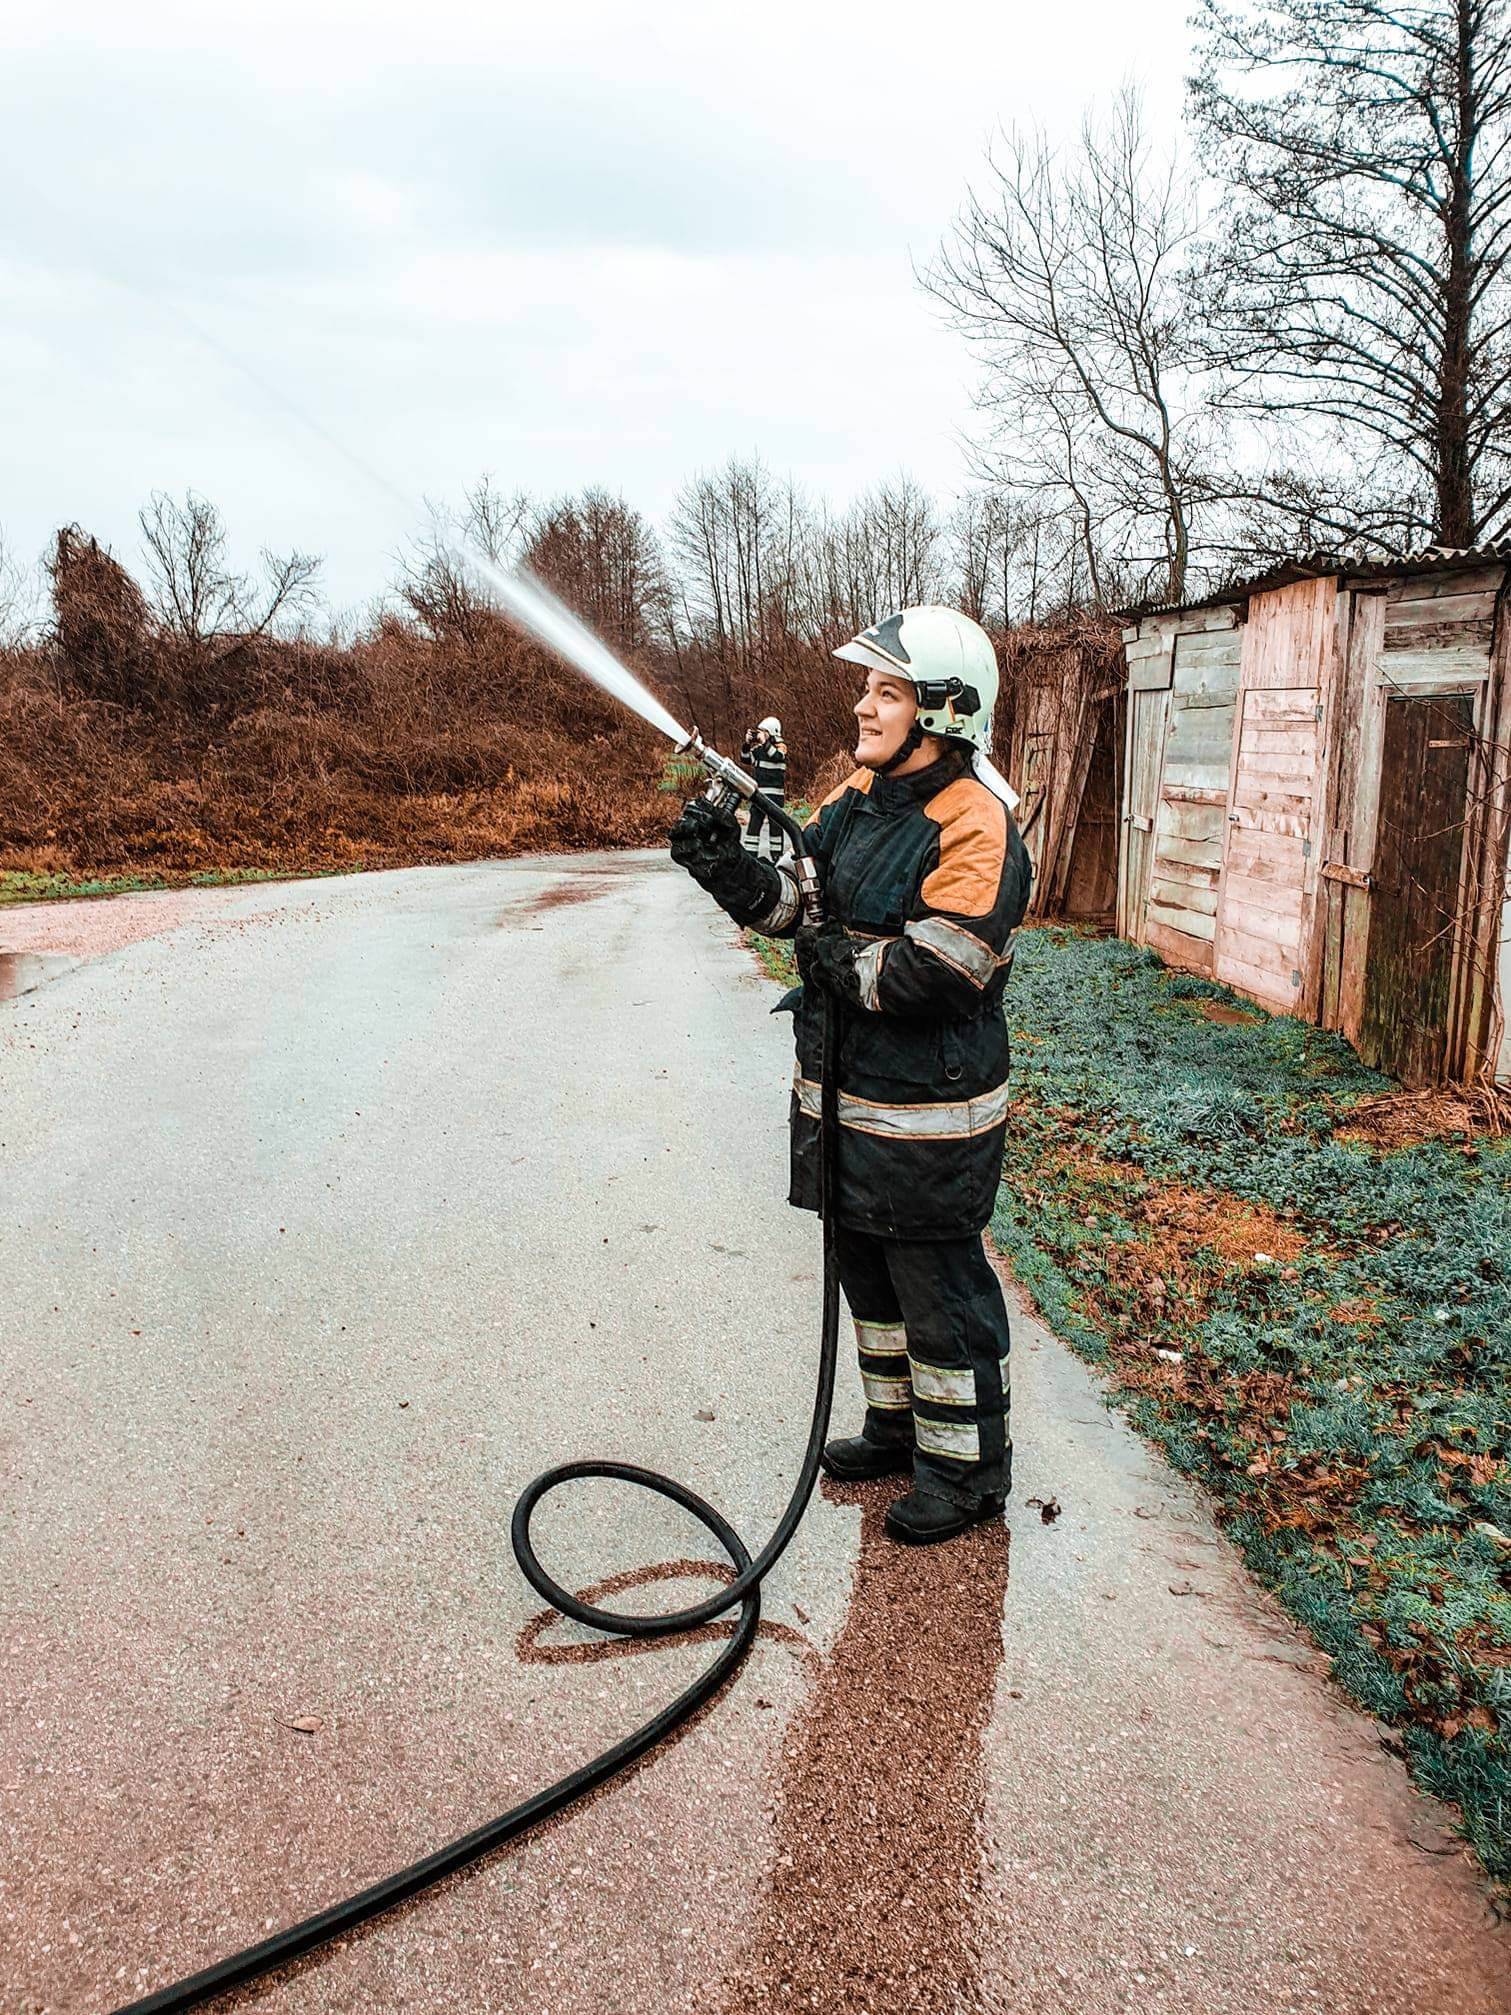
[3,0,1191,615]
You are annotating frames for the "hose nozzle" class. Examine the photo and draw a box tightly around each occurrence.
[677,727,822,924]
[678,729,757,813]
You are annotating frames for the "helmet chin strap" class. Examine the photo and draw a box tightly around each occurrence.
[877,719,927,773]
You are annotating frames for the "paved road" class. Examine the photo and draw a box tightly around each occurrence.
[3,857,1507,2015]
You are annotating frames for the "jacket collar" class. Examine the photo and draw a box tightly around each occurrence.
[866,746,970,811]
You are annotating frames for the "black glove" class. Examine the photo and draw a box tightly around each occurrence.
[670,796,740,873]
[669,798,774,917]
[795,921,866,1008]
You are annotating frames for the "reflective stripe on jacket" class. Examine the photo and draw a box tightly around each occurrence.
[750,737,787,796]
[747,748,1031,1238]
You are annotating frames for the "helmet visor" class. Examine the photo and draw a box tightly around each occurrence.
[833,636,913,680]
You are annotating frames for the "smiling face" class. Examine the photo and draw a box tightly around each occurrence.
[854,669,922,769]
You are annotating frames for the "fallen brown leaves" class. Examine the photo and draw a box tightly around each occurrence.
[1337,1086,1511,1146]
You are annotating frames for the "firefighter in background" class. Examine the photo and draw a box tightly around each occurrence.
[670,609,1030,1545]
[739,716,787,859]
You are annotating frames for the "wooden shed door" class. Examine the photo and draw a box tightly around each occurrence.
[1214,687,1321,1009]
[1063,698,1122,922]
[1358,694,1474,1084]
[1121,683,1171,939]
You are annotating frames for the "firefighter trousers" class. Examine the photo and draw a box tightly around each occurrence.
[834,1224,1011,1509]
[744,795,784,856]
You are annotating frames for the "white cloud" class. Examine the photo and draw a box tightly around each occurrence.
[1,0,1193,610]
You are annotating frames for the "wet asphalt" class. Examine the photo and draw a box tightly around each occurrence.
[3,855,1507,2015]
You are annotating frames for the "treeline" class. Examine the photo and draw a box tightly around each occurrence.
[408,463,1051,776]
[0,471,1074,879]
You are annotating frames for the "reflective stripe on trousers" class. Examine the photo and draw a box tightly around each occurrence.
[834,1225,1011,1509]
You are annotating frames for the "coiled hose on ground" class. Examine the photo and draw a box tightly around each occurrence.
[115,795,836,2015]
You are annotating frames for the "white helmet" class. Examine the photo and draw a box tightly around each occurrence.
[834,606,999,752]
[757,716,781,736]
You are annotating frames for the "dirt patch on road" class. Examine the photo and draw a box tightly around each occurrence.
[516,1558,815,1668]
[716,1476,1011,2015]
[0,886,242,962]
[498,878,617,923]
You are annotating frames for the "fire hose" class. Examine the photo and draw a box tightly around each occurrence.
[115,775,838,2015]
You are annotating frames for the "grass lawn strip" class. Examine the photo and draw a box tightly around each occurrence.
[0,865,363,906]
[747,923,1511,1887]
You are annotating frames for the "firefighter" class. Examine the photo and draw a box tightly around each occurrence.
[670,608,1030,1544]
[741,716,788,860]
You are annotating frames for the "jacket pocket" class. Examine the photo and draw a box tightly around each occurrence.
[842,1013,938,1097]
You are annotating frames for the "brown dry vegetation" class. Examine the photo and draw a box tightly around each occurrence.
[0,500,1098,886]
[2,531,678,881]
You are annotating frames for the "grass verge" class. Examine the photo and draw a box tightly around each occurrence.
[0,865,363,906]
[749,921,1511,1885]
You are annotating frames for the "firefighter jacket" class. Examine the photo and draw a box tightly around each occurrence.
[732,748,1031,1240]
[749,734,787,799]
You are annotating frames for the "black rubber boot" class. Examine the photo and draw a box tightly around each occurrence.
[820,1434,913,1482]
[884,1489,1006,1546]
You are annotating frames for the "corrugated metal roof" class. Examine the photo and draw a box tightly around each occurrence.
[1120,539,1511,625]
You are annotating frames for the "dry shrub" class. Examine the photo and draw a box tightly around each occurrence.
[5,527,1130,882]
[0,570,675,879]
[48,527,152,709]
[806,748,855,807]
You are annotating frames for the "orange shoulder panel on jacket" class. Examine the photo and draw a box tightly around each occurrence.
[814,768,874,813]
[919,776,1008,919]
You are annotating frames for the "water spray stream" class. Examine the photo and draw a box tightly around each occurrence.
[449,546,690,746]
[109,279,692,752]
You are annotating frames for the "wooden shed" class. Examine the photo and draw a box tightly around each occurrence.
[1118,548,1511,1089]
[999,619,1125,925]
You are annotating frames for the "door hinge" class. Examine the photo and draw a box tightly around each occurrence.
[1302,838,1311,858]
[1321,862,1371,891]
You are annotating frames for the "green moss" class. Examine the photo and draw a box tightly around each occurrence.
[746,930,798,989]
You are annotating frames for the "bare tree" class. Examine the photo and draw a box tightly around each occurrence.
[1191,0,1511,549]
[950,490,1060,626]
[138,491,321,647]
[460,476,533,567]
[927,89,1213,607]
[392,481,533,646]
[524,489,672,656]
[669,457,812,677]
[856,476,948,611]
[397,541,490,645]
[0,528,38,648]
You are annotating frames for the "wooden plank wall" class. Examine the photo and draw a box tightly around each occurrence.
[1144,614,1242,973]
[1120,561,1511,1087]
[1324,589,1386,1041]
[1213,577,1338,1015]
